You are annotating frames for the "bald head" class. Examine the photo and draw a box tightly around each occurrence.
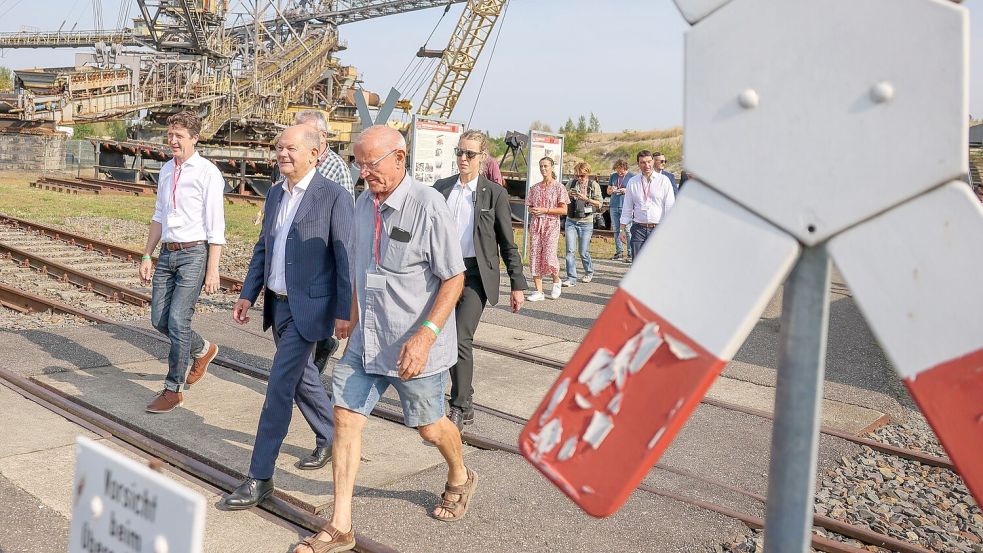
[276,124,321,185]
[354,125,408,201]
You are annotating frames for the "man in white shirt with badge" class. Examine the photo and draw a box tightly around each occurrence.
[139,111,226,414]
[620,149,676,260]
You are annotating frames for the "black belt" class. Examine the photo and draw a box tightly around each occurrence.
[271,292,288,301]
[634,222,658,228]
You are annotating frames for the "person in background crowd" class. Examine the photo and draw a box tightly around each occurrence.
[621,150,675,261]
[224,124,353,509]
[654,152,678,195]
[140,111,224,414]
[294,110,354,373]
[679,169,689,190]
[525,157,569,301]
[607,159,634,262]
[299,125,473,553]
[564,161,603,285]
[434,130,527,430]
[481,151,504,185]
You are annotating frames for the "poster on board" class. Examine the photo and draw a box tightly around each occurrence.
[523,130,565,256]
[410,115,464,187]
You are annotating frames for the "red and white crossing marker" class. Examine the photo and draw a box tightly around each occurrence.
[519,181,799,516]
[828,182,983,504]
[521,0,977,550]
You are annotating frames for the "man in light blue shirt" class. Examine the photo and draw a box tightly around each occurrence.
[297,126,475,553]
[607,159,634,261]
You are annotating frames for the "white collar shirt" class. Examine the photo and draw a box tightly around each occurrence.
[151,151,227,244]
[447,175,478,258]
[620,171,676,225]
[268,167,317,295]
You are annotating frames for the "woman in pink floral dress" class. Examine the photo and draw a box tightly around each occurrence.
[526,157,570,301]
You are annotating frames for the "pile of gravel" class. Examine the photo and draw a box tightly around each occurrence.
[717,416,981,553]
[0,305,92,330]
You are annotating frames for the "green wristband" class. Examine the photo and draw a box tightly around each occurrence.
[141,255,152,261]
[421,320,440,337]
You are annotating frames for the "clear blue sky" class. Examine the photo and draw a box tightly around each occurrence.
[1,0,981,135]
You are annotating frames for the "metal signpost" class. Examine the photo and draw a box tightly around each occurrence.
[519,1,979,552]
[409,114,464,187]
[69,436,206,553]
[522,130,564,258]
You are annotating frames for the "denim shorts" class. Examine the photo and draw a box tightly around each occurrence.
[332,348,447,428]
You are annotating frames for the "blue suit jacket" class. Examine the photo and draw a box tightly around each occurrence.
[239,172,354,342]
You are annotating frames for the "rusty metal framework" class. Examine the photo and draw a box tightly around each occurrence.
[0,0,469,143]
[416,0,505,118]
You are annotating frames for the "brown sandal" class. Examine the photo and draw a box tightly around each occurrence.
[293,524,355,553]
[433,467,477,522]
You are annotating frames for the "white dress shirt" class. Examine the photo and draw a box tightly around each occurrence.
[268,167,316,295]
[448,175,478,258]
[152,151,227,244]
[620,172,676,225]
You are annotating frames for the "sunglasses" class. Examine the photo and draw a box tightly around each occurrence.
[454,148,482,160]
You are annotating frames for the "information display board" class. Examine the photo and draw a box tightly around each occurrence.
[70,436,206,553]
[410,115,464,187]
[523,130,565,256]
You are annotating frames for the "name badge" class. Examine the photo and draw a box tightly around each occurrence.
[166,213,185,228]
[584,205,594,214]
[366,272,386,290]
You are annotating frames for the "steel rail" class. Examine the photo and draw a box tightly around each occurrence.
[0,240,151,306]
[0,282,112,322]
[39,176,146,195]
[471,340,954,471]
[0,367,396,553]
[75,177,265,205]
[0,215,243,292]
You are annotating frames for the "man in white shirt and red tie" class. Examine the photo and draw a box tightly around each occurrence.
[139,111,226,414]
[620,150,676,260]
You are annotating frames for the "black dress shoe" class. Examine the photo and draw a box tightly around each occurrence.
[463,409,475,426]
[297,446,331,470]
[314,337,340,374]
[448,407,465,431]
[223,477,273,510]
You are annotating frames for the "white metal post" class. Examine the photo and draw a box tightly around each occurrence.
[763,244,831,552]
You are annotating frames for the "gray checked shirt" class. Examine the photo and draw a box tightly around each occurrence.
[349,173,466,378]
[317,147,355,201]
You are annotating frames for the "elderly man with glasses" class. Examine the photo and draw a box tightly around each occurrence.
[293,125,474,553]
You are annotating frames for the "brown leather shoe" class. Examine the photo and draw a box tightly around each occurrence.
[146,390,183,413]
[294,525,355,553]
[186,342,218,386]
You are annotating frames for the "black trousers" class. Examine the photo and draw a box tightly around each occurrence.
[449,257,487,414]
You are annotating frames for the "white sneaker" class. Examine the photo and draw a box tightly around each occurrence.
[562,278,577,287]
[527,291,546,302]
[549,283,562,299]
[581,274,594,283]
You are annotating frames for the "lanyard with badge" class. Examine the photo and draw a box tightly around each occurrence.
[166,162,185,228]
[580,180,594,215]
[366,195,387,291]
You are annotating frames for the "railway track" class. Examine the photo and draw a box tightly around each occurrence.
[0,281,935,553]
[30,176,265,205]
[0,220,961,553]
[0,364,397,553]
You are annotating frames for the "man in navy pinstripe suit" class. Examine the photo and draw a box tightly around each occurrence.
[223,124,354,509]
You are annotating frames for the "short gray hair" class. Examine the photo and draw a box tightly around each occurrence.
[294,110,328,133]
[354,125,407,153]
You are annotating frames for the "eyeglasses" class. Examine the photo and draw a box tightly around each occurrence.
[354,149,398,173]
[454,148,482,160]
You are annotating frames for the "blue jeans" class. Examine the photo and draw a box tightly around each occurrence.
[630,224,656,260]
[151,244,207,392]
[564,219,594,279]
[609,205,625,256]
[333,348,448,428]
